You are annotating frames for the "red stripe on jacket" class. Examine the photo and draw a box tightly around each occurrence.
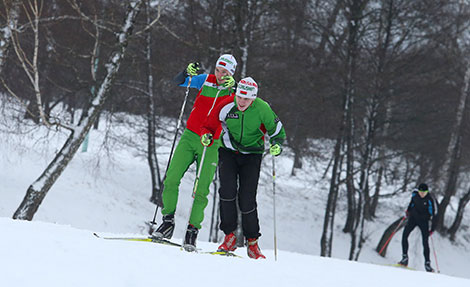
[186,74,232,138]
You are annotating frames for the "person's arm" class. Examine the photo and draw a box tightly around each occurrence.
[405,191,416,216]
[172,62,207,89]
[261,101,286,146]
[259,100,286,156]
[201,95,235,139]
[430,194,439,231]
[173,72,207,89]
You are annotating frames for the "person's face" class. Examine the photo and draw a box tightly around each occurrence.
[236,96,254,112]
[215,66,231,84]
[418,190,428,198]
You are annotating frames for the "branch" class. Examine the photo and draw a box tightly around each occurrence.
[134,4,161,36]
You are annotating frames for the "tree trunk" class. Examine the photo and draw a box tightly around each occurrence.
[436,62,470,231]
[320,136,343,257]
[342,0,364,234]
[371,99,393,216]
[13,0,144,220]
[448,187,470,241]
[321,0,366,253]
[290,114,303,176]
[144,0,162,206]
[0,0,20,73]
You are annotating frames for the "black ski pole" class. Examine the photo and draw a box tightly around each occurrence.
[150,75,194,226]
[272,156,278,261]
[182,145,208,249]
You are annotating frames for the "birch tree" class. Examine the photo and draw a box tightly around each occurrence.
[0,0,20,74]
[13,0,144,220]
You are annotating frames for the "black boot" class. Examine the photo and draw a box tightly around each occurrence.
[183,224,198,252]
[398,254,408,266]
[424,261,434,272]
[152,214,175,239]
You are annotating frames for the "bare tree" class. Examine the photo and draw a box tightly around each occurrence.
[13,0,144,220]
[144,0,163,206]
[437,62,470,231]
[0,0,20,73]
[448,186,470,240]
[4,0,51,125]
[434,1,470,231]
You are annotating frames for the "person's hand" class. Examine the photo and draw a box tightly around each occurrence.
[221,75,235,88]
[270,144,282,156]
[201,133,213,147]
[405,210,409,218]
[186,62,200,76]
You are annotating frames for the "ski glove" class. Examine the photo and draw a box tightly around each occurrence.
[186,62,200,76]
[221,75,235,88]
[201,133,213,147]
[270,144,282,156]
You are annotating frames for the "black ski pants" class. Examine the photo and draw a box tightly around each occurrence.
[218,148,262,239]
[401,216,431,261]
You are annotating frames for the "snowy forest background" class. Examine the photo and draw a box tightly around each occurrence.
[1,0,470,268]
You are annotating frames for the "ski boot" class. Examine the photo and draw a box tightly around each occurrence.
[398,254,408,266]
[424,261,434,272]
[183,224,199,252]
[151,214,175,239]
[247,238,266,259]
[217,232,237,252]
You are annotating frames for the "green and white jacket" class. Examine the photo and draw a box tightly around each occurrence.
[202,95,286,154]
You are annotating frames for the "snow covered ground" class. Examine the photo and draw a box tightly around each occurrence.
[1,218,469,287]
[1,110,470,286]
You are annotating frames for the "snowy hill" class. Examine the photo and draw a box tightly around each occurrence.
[1,110,470,284]
[1,218,469,287]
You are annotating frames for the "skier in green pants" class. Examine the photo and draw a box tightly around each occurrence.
[152,54,237,251]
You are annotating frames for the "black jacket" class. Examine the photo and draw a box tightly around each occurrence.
[406,191,438,230]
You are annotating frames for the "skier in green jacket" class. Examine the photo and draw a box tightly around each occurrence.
[152,54,237,252]
[201,77,286,259]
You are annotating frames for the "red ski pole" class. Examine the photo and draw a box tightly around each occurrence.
[379,216,407,256]
[430,234,440,273]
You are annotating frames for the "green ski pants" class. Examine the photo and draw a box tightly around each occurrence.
[161,129,220,229]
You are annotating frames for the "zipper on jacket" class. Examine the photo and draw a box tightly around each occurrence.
[239,112,245,144]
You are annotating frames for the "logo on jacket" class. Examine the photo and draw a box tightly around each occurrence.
[227,113,239,119]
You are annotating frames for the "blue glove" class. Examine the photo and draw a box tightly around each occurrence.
[270,144,282,156]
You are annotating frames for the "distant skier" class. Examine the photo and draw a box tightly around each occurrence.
[201,77,286,259]
[398,183,438,272]
[152,55,237,252]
